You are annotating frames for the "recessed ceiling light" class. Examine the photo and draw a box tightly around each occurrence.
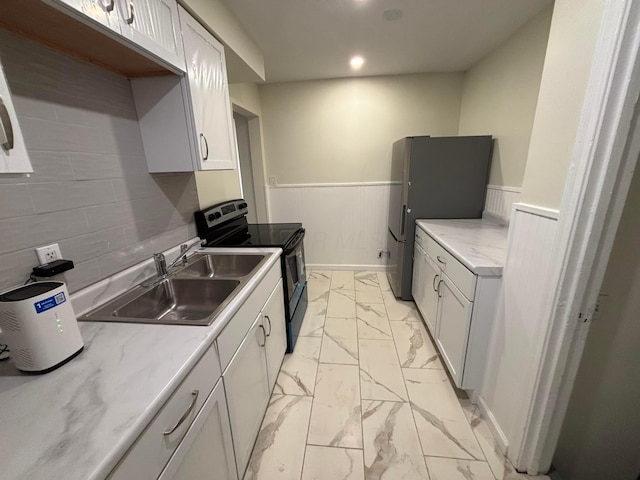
[383,9,403,21]
[350,56,365,70]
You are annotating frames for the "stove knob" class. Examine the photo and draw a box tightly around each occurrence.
[208,212,222,221]
[239,203,248,209]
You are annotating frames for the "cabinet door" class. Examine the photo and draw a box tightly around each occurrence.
[223,314,270,478]
[422,254,440,336]
[435,274,473,387]
[158,379,237,480]
[0,63,32,174]
[263,279,286,392]
[179,8,237,171]
[50,0,121,33]
[412,245,425,310]
[118,0,185,70]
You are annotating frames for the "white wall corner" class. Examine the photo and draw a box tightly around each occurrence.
[484,185,522,223]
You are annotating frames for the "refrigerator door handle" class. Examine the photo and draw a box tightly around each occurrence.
[400,204,407,236]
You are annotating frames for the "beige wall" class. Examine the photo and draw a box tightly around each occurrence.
[458,7,552,188]
[553,165,640,479]
[230,83,263,115]
[194,170,242,209]
[181,0,265,82]
[520,0,604,209]
[259,73,464,184]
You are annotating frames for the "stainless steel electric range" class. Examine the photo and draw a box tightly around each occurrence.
[195,199,307,353]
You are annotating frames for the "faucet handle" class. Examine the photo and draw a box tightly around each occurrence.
[153,253,167,276]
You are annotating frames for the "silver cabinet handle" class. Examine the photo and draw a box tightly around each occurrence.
[258,324,266,347]
[436,256,446,265]
[0,96,14,150]
[164,390,199,436]
[437,279,443,298]
[200,133,209,161]
[125,2,135,24]
[105,0,115,12]
[264,315,272,336]
[432,274,439,292]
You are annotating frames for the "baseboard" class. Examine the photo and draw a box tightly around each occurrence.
[477,395,509,456]
[307,264,389,272]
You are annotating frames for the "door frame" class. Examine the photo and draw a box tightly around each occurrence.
[231,99,269,223]
[516,1,640,473]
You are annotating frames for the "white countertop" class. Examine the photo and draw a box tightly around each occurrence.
[416,218,508,276]
[0,247,281,480]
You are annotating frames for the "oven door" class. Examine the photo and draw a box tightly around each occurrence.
[284,229,306,311]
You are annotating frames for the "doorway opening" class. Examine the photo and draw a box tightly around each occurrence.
[232,104,269,223]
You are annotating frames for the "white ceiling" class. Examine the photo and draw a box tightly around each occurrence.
[221,0,552,83]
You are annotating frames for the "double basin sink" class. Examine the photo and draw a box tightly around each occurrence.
[80,253,267,326]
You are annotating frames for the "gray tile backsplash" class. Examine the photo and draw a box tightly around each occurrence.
[0,29,199,293]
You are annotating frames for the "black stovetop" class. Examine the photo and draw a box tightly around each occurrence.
[205,222,303,249]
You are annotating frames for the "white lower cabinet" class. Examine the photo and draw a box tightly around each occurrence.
[413,225,501,389]
[158,379,237,480]
[108,345,222,480]
[413,244,440,334]
[108,260,286,480]
[435,274,473,386]
[223,314,271,478]
[263,280,287,392]
[223,278,286,478]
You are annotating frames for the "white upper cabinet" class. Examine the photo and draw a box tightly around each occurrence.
[180,7,237,171]
[117,0,185,71]
[0,62,33,174]
[53,0,121,33]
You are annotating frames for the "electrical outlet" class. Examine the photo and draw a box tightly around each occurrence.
[35,243,62,265]
[269,176,277,186]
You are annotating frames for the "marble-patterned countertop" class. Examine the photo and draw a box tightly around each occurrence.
[0,247,281,480]
[415,218,508,276]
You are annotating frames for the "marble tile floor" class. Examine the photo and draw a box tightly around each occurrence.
[245,270,550,480]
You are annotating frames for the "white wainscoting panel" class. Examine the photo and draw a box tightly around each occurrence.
[484,185,522,223]
[478,203,559,458]
[267,183,393,269]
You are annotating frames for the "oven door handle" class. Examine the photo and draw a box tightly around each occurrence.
[284,228,305,254]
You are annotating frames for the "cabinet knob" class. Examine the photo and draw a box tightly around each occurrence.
[264,315,272,336]
[125,2,135,24]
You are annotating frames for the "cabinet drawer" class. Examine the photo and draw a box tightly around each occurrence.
[423,234,476,300]
[108,344,221,480]
[217,261,281,370]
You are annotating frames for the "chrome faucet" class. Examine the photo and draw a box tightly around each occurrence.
[151,241,203,279]
[153,253,168,277]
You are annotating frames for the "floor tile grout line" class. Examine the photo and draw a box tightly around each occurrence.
[299,270,332,480]
[355,290,367,478]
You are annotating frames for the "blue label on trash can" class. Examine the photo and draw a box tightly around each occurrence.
[34,292,66,314]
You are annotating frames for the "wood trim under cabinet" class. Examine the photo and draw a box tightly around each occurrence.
[0,0,172,77]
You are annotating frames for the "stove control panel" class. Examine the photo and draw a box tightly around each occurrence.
[195,199,249,237]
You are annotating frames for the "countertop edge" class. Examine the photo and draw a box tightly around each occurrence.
[415,220,506,276]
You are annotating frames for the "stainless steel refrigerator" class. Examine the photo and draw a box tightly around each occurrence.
[386,135,493,299]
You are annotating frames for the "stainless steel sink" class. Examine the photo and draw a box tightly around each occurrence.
[176,253,265,278]
[79,252,269,326]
